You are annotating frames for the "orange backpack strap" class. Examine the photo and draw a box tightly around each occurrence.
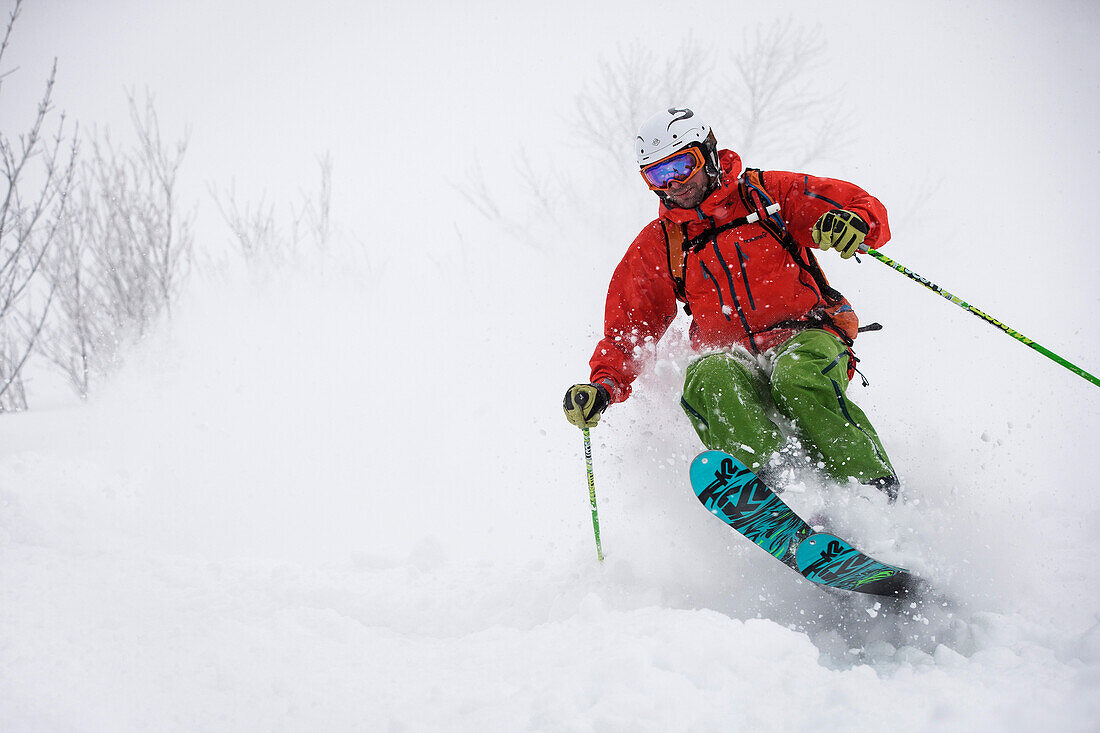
[661,220,691,315]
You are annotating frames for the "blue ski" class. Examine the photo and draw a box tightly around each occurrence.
[689,450,917,598]
[689,450,811,565]
[795,533,909,595]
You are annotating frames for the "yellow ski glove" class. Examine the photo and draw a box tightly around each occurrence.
[811,209,869,259]
[563,383,611,428]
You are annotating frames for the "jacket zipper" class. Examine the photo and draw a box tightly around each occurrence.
[733,234,765,310]
[707,234,758,353]
[698,260,731,321]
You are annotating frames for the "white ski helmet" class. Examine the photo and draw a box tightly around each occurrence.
[635,107,715,167]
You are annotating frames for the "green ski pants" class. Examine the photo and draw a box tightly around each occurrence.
[680,329,895,483]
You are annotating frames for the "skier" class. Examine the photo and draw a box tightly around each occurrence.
[562,107,899,501]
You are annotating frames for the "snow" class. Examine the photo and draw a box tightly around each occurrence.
[3,1,1100,731]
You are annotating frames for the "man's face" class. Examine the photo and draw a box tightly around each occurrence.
[662,167,712,209]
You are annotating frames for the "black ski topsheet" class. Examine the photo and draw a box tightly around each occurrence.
[689,450,919,598]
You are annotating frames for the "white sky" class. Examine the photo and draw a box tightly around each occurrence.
[7,0,1097,247]
[3,0,1099,369]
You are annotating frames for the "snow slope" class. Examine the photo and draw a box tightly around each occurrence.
[3,1,1100,731]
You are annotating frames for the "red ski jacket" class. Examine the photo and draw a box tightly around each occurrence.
[590,149,891,404]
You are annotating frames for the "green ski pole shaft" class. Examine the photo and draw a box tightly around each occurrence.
[581,427,605,562]
[861,247,1100,389]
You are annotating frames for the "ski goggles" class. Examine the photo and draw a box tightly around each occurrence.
[640,146,707,190]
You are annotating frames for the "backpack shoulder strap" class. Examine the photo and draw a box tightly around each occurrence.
[738,167,788,241]
[738,167,846,305]
[661,219,691,315]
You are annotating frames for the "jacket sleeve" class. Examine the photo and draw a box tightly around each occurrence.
[588,222,679,404]
[763,170,891,251]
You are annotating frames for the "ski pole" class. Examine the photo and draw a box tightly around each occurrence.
[581,427,605,562]
[860,246,1100,389]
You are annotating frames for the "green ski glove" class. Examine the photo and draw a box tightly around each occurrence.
[563,383,611,428]
[811,209,869,259]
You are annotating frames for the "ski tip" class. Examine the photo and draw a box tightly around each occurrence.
[795,532,921,598]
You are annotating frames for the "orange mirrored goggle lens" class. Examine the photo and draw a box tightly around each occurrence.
[640,146,706,190]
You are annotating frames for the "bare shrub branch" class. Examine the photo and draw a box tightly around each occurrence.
[43,92,193,398]
[0,0,78,411]
[451,159,501,221]
[574,40,715,168]
[297,152,332,252]
[212,184,281,264]
[726,20,852,167]
[573,23,851,171]
[212,154,335,272]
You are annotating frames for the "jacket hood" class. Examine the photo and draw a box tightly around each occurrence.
[658,149,744,224]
